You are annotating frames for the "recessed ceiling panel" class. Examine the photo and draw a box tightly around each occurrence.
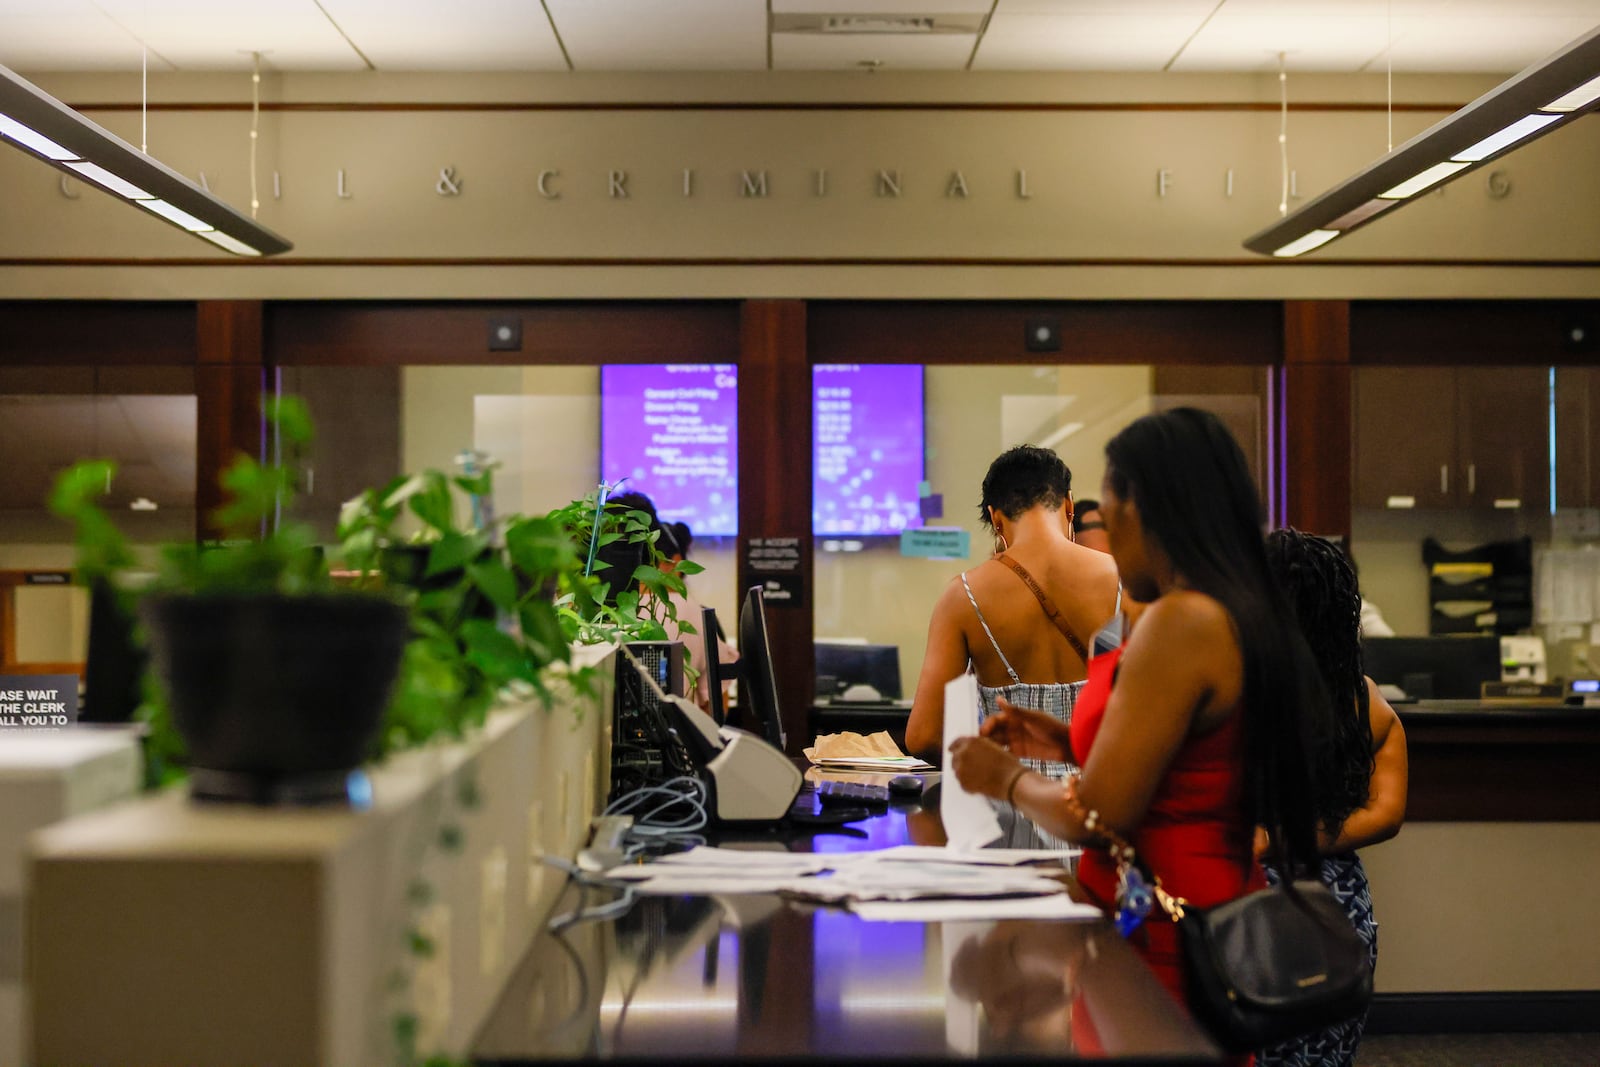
[547,0,766,71]
[774,0,991,12]
[93,0,366,71]
[318,0,568,71]
[774,32,977,70]
[975,9,1209,70]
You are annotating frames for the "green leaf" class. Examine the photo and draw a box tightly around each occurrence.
[459,619,530,684]
[675,559,705,576]
[518,599,569,664]
[466,558,518,612]
[453,469,495,497]
[424,531,485,578]
[407,473,456,534]
[265,394,314,449]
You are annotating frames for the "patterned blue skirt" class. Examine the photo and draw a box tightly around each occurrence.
[1258,852,1378,1067]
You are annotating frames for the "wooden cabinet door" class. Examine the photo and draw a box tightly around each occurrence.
[1353,367,1457,510]
[1554,366,1600,509]
[1456,367,1549,514]
[278,366,403,540]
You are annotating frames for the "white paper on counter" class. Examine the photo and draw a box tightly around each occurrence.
[851,894,1102,923]
[942,674,1002,851]
[866,845,1078,866]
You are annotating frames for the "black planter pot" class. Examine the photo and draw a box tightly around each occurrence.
[141,593,408,805]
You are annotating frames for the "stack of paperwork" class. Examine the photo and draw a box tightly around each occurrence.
[603,844,1100,922]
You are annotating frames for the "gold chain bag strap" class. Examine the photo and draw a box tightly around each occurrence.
[1061,778,1373,1054]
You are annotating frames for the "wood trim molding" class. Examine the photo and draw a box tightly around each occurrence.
[1284,300,1351,365]
[0,301,197,366]
[10,256,1600,270]
[68,101,1469,115]
[1353,299,1600,365]
[1281,301,1352,539]
[195,302,265,541]
[810,300,1282,365]
[267,301,740,365]
[735,299,812,755]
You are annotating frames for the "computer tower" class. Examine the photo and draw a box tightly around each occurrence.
[609,640,692,803]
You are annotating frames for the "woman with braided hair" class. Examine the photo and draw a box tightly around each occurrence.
[1258,528,1409,1067]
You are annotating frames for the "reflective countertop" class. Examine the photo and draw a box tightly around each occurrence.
[472,783,1220,1064]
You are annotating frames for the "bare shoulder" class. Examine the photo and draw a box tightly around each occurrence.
[929,570,980,624]
[1132,589,1234,645]
[1364,675,1401,743]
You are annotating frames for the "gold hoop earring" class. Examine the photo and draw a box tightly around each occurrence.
[996,532,1010,554]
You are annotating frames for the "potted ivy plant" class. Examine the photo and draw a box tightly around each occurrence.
[335,462,583,755]
[51,397,409,803]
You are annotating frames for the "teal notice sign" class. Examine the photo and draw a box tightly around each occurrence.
[900,527,971,560]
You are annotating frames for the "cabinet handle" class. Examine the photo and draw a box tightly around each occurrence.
[306,466,315,495]
[1467,464,1475,495]
[1441,465,1449,494]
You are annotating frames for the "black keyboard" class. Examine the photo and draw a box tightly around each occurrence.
[816,780,891,808]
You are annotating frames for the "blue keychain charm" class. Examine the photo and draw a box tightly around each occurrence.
[1114,863,1155,937]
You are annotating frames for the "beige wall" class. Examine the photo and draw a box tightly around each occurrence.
[3,71,1599,300]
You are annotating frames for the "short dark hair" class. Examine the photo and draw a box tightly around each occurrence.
[1072,498,1102,533]
[978,445,1072,528]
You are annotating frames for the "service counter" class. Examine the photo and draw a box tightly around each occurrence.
[1361,701,1600,1025]
[474,784,1221,1065]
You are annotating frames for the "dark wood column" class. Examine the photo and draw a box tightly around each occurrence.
[195,301,265,541]
[736,300,812,754]
[1281,300,1352,540]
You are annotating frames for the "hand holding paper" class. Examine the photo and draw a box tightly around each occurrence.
[941,674,1002,850]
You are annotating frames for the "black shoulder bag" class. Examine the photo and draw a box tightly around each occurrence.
[1063,779,1373,1054]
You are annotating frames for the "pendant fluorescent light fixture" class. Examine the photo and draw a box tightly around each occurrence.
[1245,22,1600,258]
[0,61,291,256]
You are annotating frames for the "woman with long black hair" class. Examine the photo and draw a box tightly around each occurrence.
[952,408,1335,1064]
[1259,528,1408,1067]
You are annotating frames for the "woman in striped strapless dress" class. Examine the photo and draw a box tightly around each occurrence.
[905,445,1122,849]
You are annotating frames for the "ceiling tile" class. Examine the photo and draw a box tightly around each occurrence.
[546,0,766,71]
[318,0,567,71]
[0,0,166,71]
[93,0,366,71]
[1386,14,1600,73]
[974,9,1210,70]
[773,32,978,70]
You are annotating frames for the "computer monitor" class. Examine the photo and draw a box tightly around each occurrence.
[739,586,786,751]
[814,641,902,702]
[702,605,727,727]
[1362,635,1501,700]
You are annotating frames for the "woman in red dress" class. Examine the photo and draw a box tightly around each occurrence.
[952,408,1331,1064]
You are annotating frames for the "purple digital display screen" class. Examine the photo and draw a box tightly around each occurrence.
[813,364,925,535]
[601,364,738,537]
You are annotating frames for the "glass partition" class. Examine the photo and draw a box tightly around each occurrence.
[812,363,1271,705]
[277,364,738,637]
[0,366,197,671]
